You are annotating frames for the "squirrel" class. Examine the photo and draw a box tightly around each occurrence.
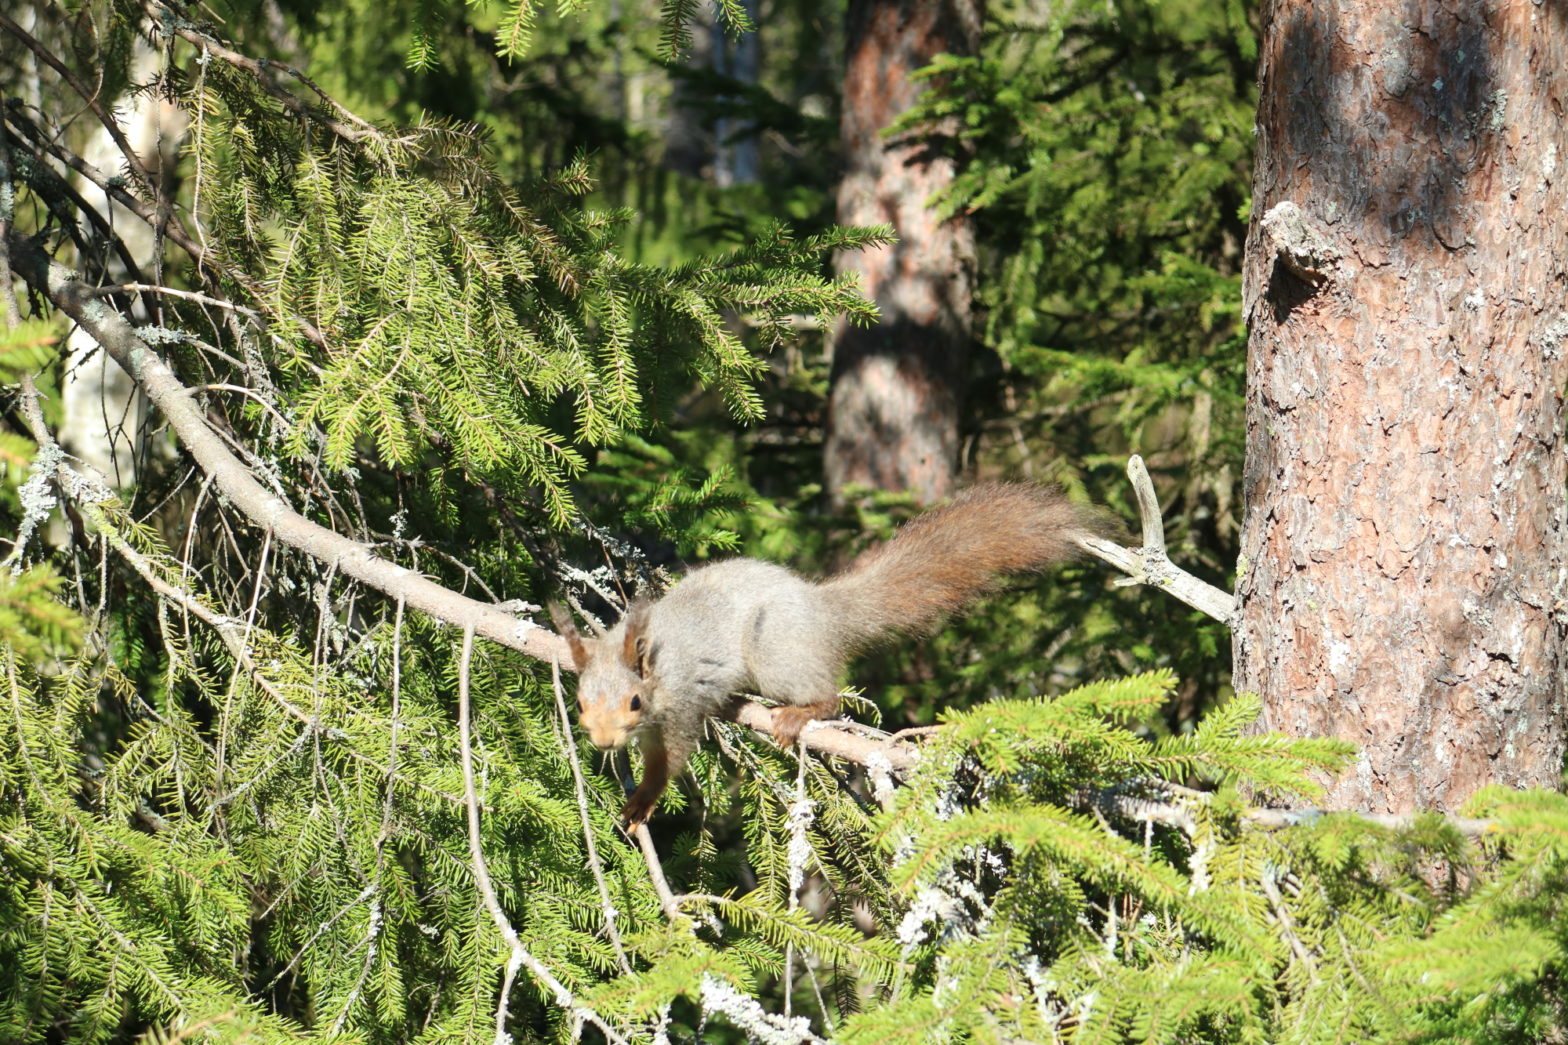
[550,483,1108,827]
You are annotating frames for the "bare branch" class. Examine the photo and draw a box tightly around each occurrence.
[733,698,919,772]
[1075,454,1237,622]
[1238,806,1495,837]
[92,283,261,316]
[9,232,917,781]
[1081,783,1496,839]
[632,823,684,924]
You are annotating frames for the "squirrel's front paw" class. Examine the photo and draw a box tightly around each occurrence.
[621,792,658,828]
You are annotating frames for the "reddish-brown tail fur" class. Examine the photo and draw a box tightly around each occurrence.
[818,484,1107,650]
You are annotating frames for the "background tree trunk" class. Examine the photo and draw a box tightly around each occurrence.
[60,37,183,487]
[825,0,981,506]
[1235,0,1568,811]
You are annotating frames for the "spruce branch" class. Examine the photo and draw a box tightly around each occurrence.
[137,0,393,150]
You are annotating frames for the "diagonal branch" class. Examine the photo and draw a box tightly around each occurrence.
[8,232,908,773]
[10,231,570,665]
[10,227,919,775]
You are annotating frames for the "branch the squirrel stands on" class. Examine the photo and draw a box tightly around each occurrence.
[8,233,921,773]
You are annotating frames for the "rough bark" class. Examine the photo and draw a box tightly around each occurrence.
[826,0,981,506]
[1236,0,1568,811]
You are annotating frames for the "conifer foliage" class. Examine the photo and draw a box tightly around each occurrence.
[3,2,1568,1044]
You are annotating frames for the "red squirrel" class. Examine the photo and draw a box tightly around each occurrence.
[551,484,1107,826]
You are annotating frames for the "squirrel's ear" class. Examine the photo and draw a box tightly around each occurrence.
[620,600,653,676]
[547,602,589,667]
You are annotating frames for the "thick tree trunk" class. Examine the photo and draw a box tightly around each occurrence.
[826,0,981,506]
[1235,0,1568,811]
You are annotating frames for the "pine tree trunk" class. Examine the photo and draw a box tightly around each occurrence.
[1235,0,1568,811]
[826,0,982,506]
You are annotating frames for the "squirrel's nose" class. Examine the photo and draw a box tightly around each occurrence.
[585,726,627,750]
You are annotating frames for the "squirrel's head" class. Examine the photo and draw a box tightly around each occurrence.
[549,601,653,750]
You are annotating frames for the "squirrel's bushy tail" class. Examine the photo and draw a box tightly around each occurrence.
[819,483,1108,650]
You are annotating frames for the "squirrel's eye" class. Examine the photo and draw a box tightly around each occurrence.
[629,694,642,712]
[577,698,585,716]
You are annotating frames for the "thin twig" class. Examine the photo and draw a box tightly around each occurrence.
[457,627,629,1045]
[92,282,261,316]
[328,596,408,1032]
[190,383,292,431]
[1260,866,1319,983]
[632,823,684,924]
[549,655,634,974]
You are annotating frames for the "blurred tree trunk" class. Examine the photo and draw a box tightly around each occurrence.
[1235,0,1568,811]
[825,0,982,507]
[60,36,184,487]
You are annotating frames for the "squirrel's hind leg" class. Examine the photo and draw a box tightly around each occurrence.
[771,696,840,748]
[746,632,844,747]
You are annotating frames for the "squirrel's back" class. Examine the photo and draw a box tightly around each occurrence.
[818,483,1104,650]
[643,559,837,714]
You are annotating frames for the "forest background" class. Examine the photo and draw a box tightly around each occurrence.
[3,0,1567,1043]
